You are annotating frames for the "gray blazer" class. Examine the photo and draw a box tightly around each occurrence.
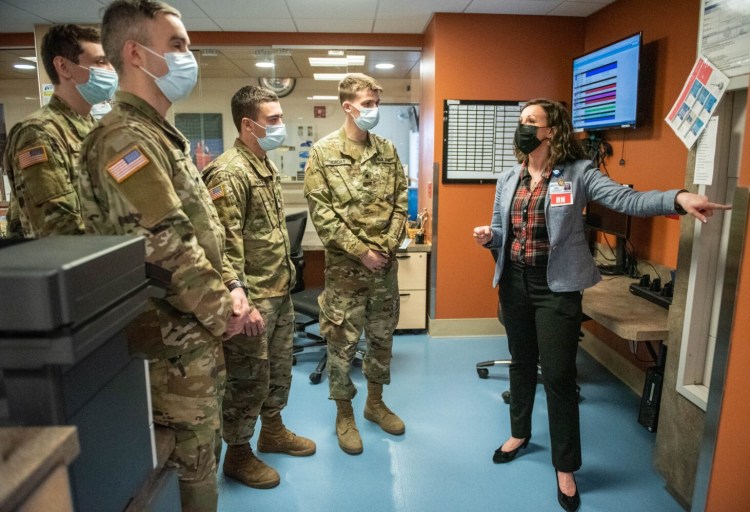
[485,159,681,292]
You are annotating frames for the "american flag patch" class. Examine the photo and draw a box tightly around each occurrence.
[107,146,149,183]
[18,145,48,169]
[208,185,224,200]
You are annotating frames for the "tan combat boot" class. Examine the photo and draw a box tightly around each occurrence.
[257,414,316,456]
[222,443,280,489]
[335,399,363,454]
[364,381,405,435]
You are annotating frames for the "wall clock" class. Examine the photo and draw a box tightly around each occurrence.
[258,77,296,98]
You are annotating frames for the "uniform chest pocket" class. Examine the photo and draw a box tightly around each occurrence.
[326,163,356,206]
[368,158,397,199]
[246,178,278,234]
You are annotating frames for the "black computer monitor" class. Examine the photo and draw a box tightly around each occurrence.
[585,201,630,275]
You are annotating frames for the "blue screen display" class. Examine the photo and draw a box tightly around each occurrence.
[572,33,642,132]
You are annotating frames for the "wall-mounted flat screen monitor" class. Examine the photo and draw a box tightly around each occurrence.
[572,32,642,132]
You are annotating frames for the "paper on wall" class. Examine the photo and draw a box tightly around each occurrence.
[665,56,729,149]
[694,116,719,186]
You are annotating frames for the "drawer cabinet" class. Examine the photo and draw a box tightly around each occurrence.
[396,252,427,329]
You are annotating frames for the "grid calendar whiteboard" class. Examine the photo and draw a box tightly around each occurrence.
[442,99,525,183]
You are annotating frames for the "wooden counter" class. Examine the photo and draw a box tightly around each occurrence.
[582,275,669,343]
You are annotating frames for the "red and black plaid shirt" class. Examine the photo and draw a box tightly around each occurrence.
[508,165,552,267]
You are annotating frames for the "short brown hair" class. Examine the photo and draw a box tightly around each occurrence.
[231,85,279,131]
[101,0,181,74]
[514,98,587,166]
[338,73,383,105]
[41,25,101,84]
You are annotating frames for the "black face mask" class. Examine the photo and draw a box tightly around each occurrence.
[514,124,543,155]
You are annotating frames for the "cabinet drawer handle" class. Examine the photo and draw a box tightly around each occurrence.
[396,254,411,259]
[399,293,411,297]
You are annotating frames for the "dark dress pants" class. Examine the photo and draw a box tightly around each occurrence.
[499,262,583,472]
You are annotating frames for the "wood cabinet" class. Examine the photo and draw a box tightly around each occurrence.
[396,251,427,330]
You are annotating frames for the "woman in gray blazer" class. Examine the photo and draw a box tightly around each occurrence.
[473,99,728,512]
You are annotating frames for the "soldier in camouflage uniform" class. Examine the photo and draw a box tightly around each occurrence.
[202,85,316,489]
[304,73,408,454]
[3,24,117,238]
[77,2,251,511]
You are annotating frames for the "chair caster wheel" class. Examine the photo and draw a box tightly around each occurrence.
[477,368,489,379]
[502,391,511,404]
[309,372,322,384]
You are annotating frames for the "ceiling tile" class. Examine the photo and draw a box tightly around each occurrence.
[375,0,472,18]
[198,0,290,18]
[465,0,563,15]
[548,2,609,17]
[211,17,298,32]
[161,0,209,18]
[183,18,222,31]
[2,0,103,21]
[285,0,377,19]
[294,18,374,33]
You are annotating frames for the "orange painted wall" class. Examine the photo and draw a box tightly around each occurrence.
[584,0,701,267]
[705,78,750,512]
[422,14,585,319]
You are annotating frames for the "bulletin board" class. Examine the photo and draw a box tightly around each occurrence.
[442,99,525,184]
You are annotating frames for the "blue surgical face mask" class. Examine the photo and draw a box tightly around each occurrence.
[351,104,379,131]
[75,64,118,105]
[90,100,113,121]
[250,119,286,152]
[138,44,198,103]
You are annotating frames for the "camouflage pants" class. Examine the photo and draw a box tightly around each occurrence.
[149,340,225,512]
[320,259,400,400]
[221,294,294,445]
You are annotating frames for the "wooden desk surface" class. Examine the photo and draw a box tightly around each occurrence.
[582,276,669,342]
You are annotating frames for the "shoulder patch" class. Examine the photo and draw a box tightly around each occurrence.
[17,145,48,169]
[107,146,150,183]
[208,184,225,200]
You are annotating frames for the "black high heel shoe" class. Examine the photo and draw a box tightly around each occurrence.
[492,436,530,464]
[556,471,580,512]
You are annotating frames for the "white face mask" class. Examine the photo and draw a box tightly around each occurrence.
[74,64,118,105]
[350,104,380,131]
[90,100,113,120]
[138,44,198,103]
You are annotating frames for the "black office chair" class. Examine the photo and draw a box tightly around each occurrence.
[286,211,329,383]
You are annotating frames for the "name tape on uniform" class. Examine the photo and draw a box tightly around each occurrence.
[208,184,225,201]
[18,145,48,169]
[107,146,150,183]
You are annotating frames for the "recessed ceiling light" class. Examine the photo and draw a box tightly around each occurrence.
[307,95,339,100]
[314,73,348,81]
[375,63,395,70]
[14,63,36,70]
[256,61,275,68]
[328,50,345,56]
[309,56,365,67]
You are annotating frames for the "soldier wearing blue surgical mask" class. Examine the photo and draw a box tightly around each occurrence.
[2,24,116,238]
[78,2,254,511]
[202,85,315,491]
[304,73,409,455]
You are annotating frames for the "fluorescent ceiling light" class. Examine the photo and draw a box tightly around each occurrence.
[20,56,37,63]
[14,63,36,70]
[375,63,395,70]
[256,61,275,68]
[328,50,344,56]
[307,95,339,100]
[309,55,365,67]
[314,73,348,81]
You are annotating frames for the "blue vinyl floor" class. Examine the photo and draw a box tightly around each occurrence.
[217,333,685,512]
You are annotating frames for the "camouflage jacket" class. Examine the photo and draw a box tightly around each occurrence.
[3,95,92,237]
[303,127,408,264]
[77,91,237,358]
[202,138,295,303]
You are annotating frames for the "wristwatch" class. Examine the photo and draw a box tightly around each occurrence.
[227,279,247,294]
[674,189,689,215]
